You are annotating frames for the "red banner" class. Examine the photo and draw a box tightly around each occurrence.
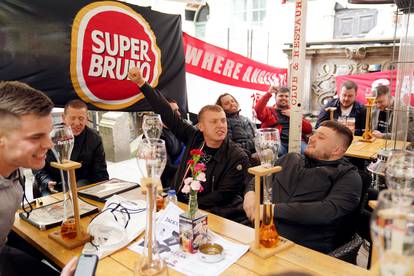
[183,33,288,91]
[335,70,397,104]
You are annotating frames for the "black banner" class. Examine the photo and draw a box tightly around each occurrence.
[0,0,187,112]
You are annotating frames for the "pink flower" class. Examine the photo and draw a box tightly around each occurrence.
[187,159,195,165]
[184,177,193,185]
[196,172,206,182]
[181,183,191,194]
[194,163,206,173]
[190,180,201,191]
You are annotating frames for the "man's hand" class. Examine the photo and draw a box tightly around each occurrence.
[128,67,146,87]
[372,130,384,138]
[280,108,291,117]
[48,181,58,193]
[267,85,279,94]
[60,257,78,276]
[243,191,256,221]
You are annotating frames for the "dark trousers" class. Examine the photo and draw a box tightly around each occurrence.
[0,245,59,276]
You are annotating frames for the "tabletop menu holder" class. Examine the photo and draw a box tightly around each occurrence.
[248,165,294,259]
[48,160,91,249]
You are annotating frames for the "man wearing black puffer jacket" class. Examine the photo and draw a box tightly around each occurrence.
[128,67,249,223]
[215,93,257,160]
[244,120,362,253]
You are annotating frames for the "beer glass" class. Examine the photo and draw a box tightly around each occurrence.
[142,114,163,139]
[135,138,167,276]
[386,150,414,192]
[50,124,76,239]
[371,190,414,276]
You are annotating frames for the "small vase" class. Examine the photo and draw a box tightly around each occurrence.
[188,190,199,219]
[179,190,208,253]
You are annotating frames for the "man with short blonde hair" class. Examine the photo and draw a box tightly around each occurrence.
[128,67,249,223]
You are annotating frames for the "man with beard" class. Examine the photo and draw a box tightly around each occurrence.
[128,67,249,223]
[254,86,312,155]
[33,99,109,195]
[371,85,414,141]
[215,93,257,160]
[243,120,362,253]
[316,80,366,136]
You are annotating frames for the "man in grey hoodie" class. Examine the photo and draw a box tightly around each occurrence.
[0,82,76,276]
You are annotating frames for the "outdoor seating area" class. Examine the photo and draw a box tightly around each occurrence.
[1,1,413,276]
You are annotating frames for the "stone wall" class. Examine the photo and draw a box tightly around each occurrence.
[283,40,399,115]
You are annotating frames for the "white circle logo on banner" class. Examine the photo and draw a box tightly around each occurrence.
[70,1,162,109]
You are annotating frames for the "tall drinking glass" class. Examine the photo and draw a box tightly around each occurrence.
[50,124,76,239]
[142,114,163,139]
[254,128,280,248]
[371,190,414,276]
[135,138,167,276]
[386,150,414,192]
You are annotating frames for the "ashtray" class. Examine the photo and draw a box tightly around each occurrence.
[198,243,224,263]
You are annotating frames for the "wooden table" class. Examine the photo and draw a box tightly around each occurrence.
[13,188,373,276]
[345,136,407,160]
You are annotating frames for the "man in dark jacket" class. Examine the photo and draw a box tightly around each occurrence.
[161,98,185,189]
[128,67,249,222]
[33,100,109,196]
[254,86,312,155]
[215,93,257,158]
[316,80,366,136]
[243,120,362,253]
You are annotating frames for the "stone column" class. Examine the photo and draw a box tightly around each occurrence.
[99,112,131,162]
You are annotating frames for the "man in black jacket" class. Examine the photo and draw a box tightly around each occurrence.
[161,98,185,189]
[128,67,249,222]
[316,80,366,136]
[33,100,109,195]
[243,120,362,253]
[215,93,257,159]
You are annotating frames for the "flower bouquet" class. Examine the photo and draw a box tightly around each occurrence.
[179,149,208,253]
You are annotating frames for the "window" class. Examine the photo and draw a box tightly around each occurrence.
[334,8,378,39]
[233,0,267,25]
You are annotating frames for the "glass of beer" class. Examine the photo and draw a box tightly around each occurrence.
[50,124,76,240]
[371,190,414,276]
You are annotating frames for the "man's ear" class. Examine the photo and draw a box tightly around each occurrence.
[333,145,345,159]
[198,121,204,132]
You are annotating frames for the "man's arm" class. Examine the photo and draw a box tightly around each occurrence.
[198,152,249,209]
[254,92,274,124]
[32,152,57,193]
[301,117,313,135]
[90,135,109,183]
[128,67,196,142]
[273,170,362,226]
[315,104,331,129]
[354,106,367,136]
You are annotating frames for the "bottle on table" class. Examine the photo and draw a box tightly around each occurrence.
[165,189,178,207]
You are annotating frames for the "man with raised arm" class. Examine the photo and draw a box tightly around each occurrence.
[128,67,249,223]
